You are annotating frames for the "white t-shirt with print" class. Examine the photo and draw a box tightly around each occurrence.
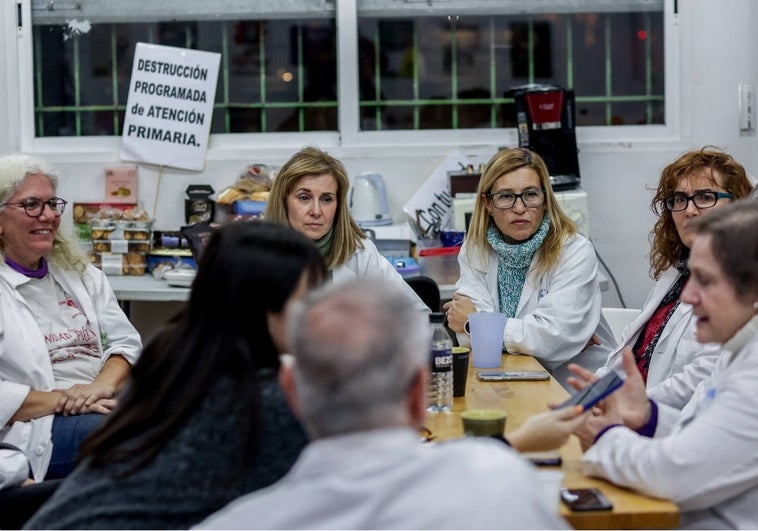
[18,275,101,389]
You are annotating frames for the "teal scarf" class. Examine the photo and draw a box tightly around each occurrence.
[486,216,550,318]
[314,227,335,258]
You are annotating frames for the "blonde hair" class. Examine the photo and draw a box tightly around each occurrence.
[0,154,88,274]
[266,146,366,269]
[466,148,576,278]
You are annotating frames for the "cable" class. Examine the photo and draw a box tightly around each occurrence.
[591,240,627,308]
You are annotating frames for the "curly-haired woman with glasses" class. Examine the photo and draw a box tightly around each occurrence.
[602,146,753,398]
[444,147,615,386]
[0,154,141,491]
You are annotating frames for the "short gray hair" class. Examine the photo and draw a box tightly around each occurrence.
[286,279,430,438]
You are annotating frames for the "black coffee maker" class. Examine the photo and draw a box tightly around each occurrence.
[507,84,580,191]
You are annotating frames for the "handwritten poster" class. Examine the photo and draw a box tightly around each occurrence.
[120,43,220,171]
[403,150,471,235]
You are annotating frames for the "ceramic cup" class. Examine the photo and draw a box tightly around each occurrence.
[460,408,507,437]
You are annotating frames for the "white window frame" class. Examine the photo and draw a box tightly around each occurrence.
[12,0,681,158]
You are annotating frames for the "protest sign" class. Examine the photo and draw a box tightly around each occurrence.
[403,150,471,236]
[120,43,220,171]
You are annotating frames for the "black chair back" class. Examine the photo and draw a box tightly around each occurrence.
[405,275,441,312]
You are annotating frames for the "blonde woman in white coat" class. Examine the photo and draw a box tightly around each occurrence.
[0,154,141,483]
[573,200,758,529]
[444,148,615,386]
[603,148,753,395]
[265,146,428,312]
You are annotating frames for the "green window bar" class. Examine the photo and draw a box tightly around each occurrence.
[30,10,662,137]
[358,12,664,130]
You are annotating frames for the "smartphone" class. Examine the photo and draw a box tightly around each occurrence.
[560,488,613,511]
[553,371,623,411]
[476,370,550,382]
[523,450,562,467]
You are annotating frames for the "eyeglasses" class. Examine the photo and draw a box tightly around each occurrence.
[663,191,733,212]
[487,189,546,210]
[0,197,68,217]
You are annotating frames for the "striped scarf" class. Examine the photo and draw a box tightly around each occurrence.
[486,217,550,318]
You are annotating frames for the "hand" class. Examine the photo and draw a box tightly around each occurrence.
[567,348,651,430]
[442,293,477,334]
[80,397,118,415]
[56,381,116,416]
[583,333,601,350]
[507,405,589,453]
[573,392,625,452]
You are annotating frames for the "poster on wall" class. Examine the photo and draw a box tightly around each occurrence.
[403,150,470,237]
[120,43,220,171]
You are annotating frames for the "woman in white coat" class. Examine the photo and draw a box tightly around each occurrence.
[266,146,428,312]
[444,148,615,385]
[0,154,141,484]
[603,147,753,395]
[573,200,758,529]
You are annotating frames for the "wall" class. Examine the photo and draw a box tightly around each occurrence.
[1,0,756,322]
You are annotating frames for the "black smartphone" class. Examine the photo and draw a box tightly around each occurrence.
[523,450,562,467]
[553,371,623,411]
[560,488,613,511]
[476,370,550,382]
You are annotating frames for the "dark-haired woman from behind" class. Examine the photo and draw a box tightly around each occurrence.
[26,221,327,529]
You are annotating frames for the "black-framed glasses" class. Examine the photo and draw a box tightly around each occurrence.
[487,189,546,210]
[0,197,68,217]
[663,191,733,212]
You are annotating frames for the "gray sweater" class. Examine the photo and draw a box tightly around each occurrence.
[25,375,307,530]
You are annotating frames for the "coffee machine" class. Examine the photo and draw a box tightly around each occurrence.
[508,84,580,191]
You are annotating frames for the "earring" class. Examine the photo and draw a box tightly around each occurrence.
[754,301,758,311]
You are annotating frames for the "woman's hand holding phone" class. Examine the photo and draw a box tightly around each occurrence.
[567,348,652,430]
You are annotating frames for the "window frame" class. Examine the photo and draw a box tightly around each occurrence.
[14,0,681,156]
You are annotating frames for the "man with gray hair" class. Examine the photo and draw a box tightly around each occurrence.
[198,279,567,529]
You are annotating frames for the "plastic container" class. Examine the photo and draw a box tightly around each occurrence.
[418,246,461,285]
[390,257,420,278]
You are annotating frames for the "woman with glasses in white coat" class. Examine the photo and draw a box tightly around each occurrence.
[572,200,758,529]
[0,154,141,486]
[444,147,615,386]
[602,147,753,406]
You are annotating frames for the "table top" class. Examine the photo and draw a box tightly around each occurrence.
[107,274,190,302]
[424,354,679,530]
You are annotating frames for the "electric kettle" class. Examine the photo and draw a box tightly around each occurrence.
[349,172,393,226]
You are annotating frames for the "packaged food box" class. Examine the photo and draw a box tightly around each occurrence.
[98,251,148,276]
[104,164,138,203]
[92,240,150,254]
[72,202,137,224]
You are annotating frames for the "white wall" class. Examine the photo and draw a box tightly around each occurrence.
[1,0,757,314]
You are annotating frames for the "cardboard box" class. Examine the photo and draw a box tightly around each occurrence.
[105,165,138,203]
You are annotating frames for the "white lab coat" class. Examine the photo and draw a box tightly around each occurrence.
[332,237,429,313]
[583,316,758,529]
[604,267,721,389]
[454,233,615,385]
[197,428,568,530]
[0,446,29,490]
[0,261,142,481]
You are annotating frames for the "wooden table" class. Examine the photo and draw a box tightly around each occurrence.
[424,354,679,529]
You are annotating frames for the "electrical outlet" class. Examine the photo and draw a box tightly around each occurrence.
[739,83,754,132]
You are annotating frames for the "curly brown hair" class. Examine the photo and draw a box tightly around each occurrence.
[649,146,753,279]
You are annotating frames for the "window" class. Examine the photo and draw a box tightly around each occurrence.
[25,0,669,142]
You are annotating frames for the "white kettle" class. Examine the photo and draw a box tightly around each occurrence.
[349,172,393,226]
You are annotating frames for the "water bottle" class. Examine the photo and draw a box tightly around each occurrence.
[428,312,453,412]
